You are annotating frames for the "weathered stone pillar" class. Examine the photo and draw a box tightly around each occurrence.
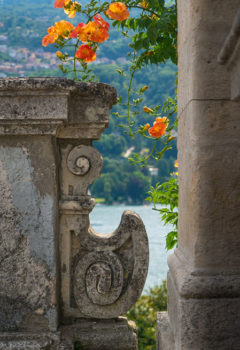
[157,2,240,349]
[0,78,149,349]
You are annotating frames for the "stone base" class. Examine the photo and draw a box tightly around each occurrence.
[156,312,174,350]
[0,318,137,350]
[61,317,138,350]
[0,332,64,350]
[165,252,240,350]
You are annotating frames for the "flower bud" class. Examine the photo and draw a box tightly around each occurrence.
[56,51,64,59]
[143,123,150,131]
[140,85,148,93]
[143,106,154,113]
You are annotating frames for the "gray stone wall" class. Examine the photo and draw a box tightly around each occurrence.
[0,136,58,332]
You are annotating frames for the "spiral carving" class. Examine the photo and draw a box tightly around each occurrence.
[74,251,123,312]
[73,210,149,319]
[64,145,103,196]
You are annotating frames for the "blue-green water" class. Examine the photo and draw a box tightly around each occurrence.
[90,205,172,291]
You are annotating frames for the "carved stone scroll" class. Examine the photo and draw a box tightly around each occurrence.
[60,143,149,319]
[74,211,148,318]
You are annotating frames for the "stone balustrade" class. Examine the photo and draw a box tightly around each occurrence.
[0,77,149,350]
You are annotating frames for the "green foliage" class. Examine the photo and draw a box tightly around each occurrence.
[125,0,177,65]
[128,101,177,166]
[126,170,151,203]
[156,155,174,183]
[90,157,151,204]
[96,134,127,157]
[74,341,82,350]
[147,176,178,250]
[127,280,167,350]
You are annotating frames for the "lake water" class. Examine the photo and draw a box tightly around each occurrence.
[90,204,172,292]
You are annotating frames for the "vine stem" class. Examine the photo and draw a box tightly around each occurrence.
[134,139,157,164]
[127,5,161,18]
[127,68,136,137]
[73,39,79,80]
[145,139,157,160]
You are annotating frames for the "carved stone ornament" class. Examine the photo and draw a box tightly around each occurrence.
[67,146,97,176]
[60,143,149,319]
[74,211,149,318]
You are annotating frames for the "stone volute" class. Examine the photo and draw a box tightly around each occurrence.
[0,77,149,350]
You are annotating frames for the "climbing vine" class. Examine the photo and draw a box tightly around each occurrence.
[42,0,178,250]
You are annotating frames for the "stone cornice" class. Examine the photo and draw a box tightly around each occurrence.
[0,77,117,105]
[0,77,117,138]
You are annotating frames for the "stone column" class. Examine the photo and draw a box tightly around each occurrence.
[0,77,149,350]
[157,2,240,350]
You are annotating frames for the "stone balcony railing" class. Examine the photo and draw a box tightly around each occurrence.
[0,77,149,350]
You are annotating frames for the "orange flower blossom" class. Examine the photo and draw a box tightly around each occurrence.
[148,117,169,138]
[70,15,109,43]
[42,20,74,47]
[93,14,110,31]
[54,0,77,17]
[64,1,78,18]
[64,7,76,18]
[54,0,66,8]
[70,23,85,38]
[106,2,129,21]
[75,44,97,63]
[42,26,58,47]
[54,20,74,38]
